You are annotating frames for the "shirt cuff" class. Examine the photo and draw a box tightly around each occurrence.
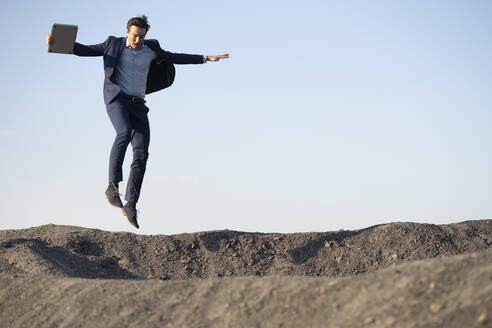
[203,55,207,63]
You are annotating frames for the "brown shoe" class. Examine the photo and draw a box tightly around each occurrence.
[121,202,139,229]
[105,182,123,208]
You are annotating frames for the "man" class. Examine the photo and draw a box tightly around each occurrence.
[46,15,229,229]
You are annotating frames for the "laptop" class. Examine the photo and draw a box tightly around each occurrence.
[48,24,78,54]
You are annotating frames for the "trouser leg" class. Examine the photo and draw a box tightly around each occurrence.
[106,99,132,183]
[125,103,150,203]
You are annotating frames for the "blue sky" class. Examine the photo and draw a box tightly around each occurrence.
[0,1,491,234]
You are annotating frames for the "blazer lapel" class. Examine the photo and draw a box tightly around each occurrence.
[144,40,154,52]
[144,40,162,57]
[116,37,126,60]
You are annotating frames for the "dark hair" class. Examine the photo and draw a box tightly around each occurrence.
[127,15,150,32]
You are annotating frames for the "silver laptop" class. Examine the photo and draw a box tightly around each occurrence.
[48,24,78,54]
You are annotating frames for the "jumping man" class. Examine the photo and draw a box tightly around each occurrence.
[46,15,229,229]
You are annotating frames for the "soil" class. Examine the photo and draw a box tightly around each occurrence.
[0,220,491,327]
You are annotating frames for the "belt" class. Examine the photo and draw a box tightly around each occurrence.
[117,92,146,104]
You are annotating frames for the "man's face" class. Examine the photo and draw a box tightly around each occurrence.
[126,25,147,49]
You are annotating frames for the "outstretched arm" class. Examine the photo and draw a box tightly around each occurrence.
[205,54,229,62]
[159,50,230,64]
[150,40,229,64]
[45,34,106,56]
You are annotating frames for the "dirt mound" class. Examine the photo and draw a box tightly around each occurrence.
[1,220,491,327]
[1,220,490,280]
[1,248,491,328]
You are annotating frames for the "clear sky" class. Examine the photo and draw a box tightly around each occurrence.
[0,1,491,235]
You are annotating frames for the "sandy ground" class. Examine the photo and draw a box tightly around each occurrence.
[1,220,491,327]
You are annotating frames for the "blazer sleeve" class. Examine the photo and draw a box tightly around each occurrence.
[152,40,204,65]
[73,37,111,57]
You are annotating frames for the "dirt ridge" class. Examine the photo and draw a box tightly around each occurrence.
[1,220,490,280]
[1,220,491,327]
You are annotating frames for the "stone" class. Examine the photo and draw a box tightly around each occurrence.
[477,313,487,324]
[429,303,443,313]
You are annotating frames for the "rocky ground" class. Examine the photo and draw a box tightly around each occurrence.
[0,220,491,327]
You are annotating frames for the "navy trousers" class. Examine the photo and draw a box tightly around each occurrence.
[106,96,150,203]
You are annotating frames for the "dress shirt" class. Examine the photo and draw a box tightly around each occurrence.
[112,39,157,99]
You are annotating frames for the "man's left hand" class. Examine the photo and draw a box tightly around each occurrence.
[206,54,230,62]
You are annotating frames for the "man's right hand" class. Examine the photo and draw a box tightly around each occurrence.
[46,34,54,46]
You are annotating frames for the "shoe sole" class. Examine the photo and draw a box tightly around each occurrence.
[121,209,139,229]
[104,193,123,209]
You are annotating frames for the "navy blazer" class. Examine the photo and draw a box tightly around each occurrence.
[73,36,204,104]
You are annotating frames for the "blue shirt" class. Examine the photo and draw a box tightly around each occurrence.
[112,39,158,99]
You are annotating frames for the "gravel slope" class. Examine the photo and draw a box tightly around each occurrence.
[0,220,491,327]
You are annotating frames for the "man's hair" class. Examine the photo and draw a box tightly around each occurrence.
[127,15,150,32]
